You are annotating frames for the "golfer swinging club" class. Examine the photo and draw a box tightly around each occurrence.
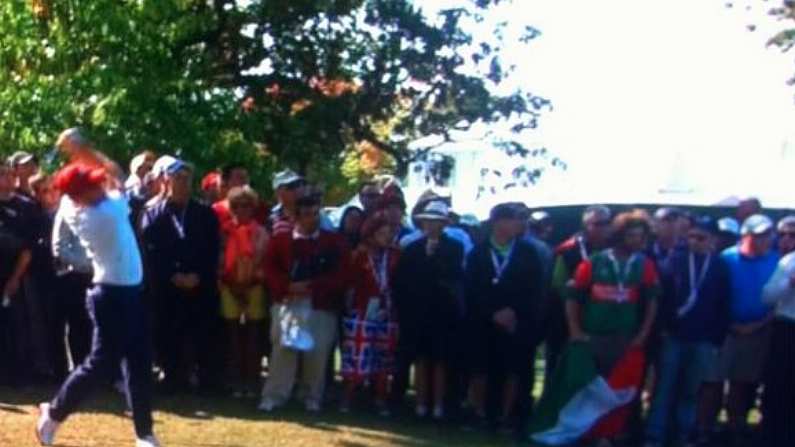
[36,129,160,447]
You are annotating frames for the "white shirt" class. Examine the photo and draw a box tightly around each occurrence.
[52,206,93,275]
[59,191,143,286]
[762,251,795,322]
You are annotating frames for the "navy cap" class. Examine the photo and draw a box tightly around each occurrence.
[691,216,719,234]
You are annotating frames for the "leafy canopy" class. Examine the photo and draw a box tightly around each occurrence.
[0,0,547,196]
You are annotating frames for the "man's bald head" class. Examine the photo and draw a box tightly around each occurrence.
[56,128,91,158]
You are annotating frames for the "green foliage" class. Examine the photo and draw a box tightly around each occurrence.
[0,0,546,197]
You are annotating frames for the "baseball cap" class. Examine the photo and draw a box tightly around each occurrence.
[582,205,611,223]
[459,213,481,228]
[654,207,683,221]
[7,151,36,167]
[691,216,719,234]
[201,172,221,192]
[717,217,740,236]
[53,164,106,197]
[415,200,450,221]
[530,210,551,223]
[152,155,178,177]
[490,203,522,222]
[740,214,773,236]
[129,153,149,175]
[272,169,304,190]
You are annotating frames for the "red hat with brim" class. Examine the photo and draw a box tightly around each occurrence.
[54,163,107,197]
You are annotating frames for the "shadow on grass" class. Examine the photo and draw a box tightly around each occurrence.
[155,393,510,447]
[0,403,27,414]
[0,384,513,447]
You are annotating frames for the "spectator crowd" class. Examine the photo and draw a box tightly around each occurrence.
[1,129,794,447]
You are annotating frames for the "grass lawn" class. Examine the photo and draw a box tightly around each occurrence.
[0,385,514,447]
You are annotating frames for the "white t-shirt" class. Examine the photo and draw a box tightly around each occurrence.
[763,251,795,322]
[58,191,143,286]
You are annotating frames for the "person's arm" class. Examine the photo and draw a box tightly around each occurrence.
[565,301,586,341]
[633,300,658,347]
[631,259,661,347]
[194,207,221,288]
[438,239,464,298]
[550,255,570,297]
[464,248,493,320]
[52,209,88,271]
[565,259,593,341]
[714,258,732,345]
[262,235,290,301]
[508,244,545,337]
[66,143,124,183]
[4,248,32,298]
[140,208,176,286]
[51,208,69,263]
[762,256,794,305]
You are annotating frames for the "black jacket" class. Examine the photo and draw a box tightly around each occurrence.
[465,239,545,343]
[393,234,464,329]
[659,250,730,345]
[140,199,220,297]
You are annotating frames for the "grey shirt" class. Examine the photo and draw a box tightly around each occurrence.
[52,203,92,276]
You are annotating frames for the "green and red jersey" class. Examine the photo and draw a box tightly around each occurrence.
[567,249,660,336]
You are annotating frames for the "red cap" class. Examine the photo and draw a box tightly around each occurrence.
[53,163,107,197]
[201,171,221,192]
[377,184,406,211]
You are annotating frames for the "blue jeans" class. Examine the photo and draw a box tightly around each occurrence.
[645,337,714,444]
[49,284,153,438]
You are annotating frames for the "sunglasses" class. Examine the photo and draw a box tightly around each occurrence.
[688,233,708,242]
[591,220,611,227]
[778,231,795,239]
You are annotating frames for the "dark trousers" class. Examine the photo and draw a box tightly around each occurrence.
[28,273,57,376]
[543,300,568,385]
[156,285,220,391]
[0,306,13,384]
[762,319,795,447]
[476,326,535,435]
[50,284,153,438]
[50,272,92,380]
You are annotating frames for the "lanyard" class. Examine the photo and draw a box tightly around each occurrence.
[654,242,675,263]
[490,241,515,285]
[170,204,188,240]
[369,251,389,295]
[606,249,638,300]
[577,235,589,261]
[678,252,711,317]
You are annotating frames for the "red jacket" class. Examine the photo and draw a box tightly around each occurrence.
[263,229,351,312]
[348,247,400,317]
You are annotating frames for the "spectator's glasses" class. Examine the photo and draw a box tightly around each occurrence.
[361,192,381,199]
[591,219,611,227]
[778,231,795,239]
[687,233,708,242]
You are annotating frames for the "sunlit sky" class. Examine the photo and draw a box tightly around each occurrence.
[422,0,795,208]
[239,0,795,207]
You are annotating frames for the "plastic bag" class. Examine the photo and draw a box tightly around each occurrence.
[278,298,315,352]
